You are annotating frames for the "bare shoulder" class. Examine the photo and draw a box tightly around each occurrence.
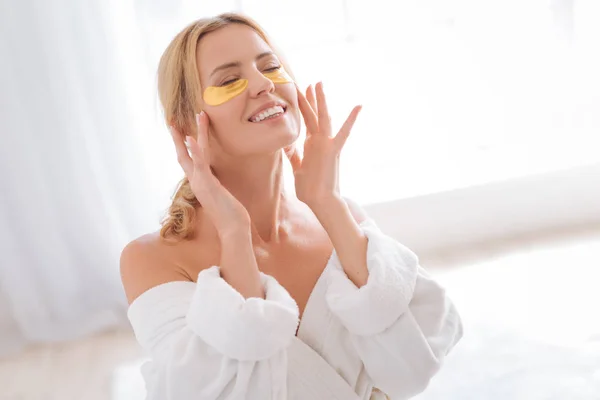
[343,196,369,224]
[120,232,192,305]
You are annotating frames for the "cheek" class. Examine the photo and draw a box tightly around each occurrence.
[205,100,244,131]
[204,100,248,152]
[287,97,301,130]
[292,108,301,128]
[277,85,300,121]
[278,84,297,106]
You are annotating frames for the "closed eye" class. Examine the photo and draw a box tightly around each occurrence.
[264,65,281,73]
[219,77,239,87]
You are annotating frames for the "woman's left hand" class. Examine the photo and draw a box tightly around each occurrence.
[286,82,362,210]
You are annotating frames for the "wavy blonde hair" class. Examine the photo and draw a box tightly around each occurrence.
[157,13,287,240]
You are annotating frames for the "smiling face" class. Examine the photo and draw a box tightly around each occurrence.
[196,23,301,158]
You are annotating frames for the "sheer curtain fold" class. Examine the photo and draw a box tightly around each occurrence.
[0,0,167,357]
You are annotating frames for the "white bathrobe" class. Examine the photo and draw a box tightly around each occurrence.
[127,219,463,400]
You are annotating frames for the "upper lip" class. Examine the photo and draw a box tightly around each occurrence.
[248,100,287,121]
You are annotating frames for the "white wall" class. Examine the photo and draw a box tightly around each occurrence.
[364,162,600,254]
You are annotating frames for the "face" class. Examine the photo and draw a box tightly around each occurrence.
[196,24,301,158]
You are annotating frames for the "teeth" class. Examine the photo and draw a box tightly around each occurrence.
[251,106,284,122]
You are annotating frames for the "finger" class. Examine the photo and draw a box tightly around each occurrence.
[284,145,302,171]
[315,82,331,136]
[186,135,207,170]
[170,125,193,175]
[296,84,319,134]
[334,105,362,149]
[189,113,210,169]
[195,112,211,165]
[306,85,318,115]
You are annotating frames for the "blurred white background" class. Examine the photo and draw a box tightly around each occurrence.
[134,0,600,204]
[0,0,599,399]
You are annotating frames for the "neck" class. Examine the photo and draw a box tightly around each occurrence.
[213,150,288,243]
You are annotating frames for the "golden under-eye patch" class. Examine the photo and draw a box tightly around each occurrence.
[203,79,249,107]
[262,67,293,84]
[203,67,294,106]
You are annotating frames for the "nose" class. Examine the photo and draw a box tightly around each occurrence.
[247,68,275,98]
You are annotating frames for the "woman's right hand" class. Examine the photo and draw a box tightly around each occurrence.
[170,112,251,238]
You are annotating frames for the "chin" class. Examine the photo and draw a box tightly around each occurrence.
[237,115,300,154]
[252,120,300,147]
[257,130,298,154]
[277,126,300,148]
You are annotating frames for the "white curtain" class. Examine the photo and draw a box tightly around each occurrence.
[0,0,174,357]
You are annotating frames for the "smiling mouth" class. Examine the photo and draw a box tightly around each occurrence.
[249,105,287,123]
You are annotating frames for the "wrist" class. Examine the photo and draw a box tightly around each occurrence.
[217,225,252,243]
[307,195,344,218]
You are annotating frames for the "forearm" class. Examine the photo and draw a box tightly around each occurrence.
[219,231,264,299]
[312,197,369,288]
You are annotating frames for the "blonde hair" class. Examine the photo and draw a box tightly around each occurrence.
[157,13,285,240]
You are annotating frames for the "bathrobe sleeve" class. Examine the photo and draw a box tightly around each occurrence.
[325,219,463,399]
[127,266,299,400]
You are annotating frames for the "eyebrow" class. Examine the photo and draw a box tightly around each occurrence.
[209,51,275,78]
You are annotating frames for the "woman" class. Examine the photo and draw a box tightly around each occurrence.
[120,12,463,400]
